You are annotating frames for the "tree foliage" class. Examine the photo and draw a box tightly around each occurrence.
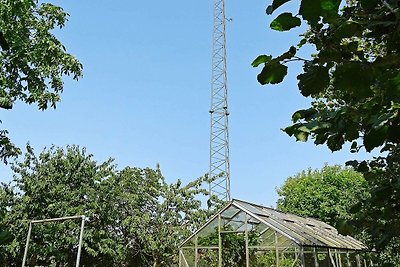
[276,165,368,234]
[0,0,82,163]
[254,0,400,261]
[277,164,400,266]
[0,145,212,266]
[254,0,400,154]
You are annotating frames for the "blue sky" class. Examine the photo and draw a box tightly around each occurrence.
[0,1,375,207]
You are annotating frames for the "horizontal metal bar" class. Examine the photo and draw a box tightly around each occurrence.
[248,246,298,250]
[197,246,219,249]
[221,230,245,234]
[181,246,219,250]
[31,215,84,224]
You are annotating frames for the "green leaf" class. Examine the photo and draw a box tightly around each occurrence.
[391,72,400,88]
[291,108,317,122]
[364,126,388,152]
[257,62,288,85]
[283,124,297,136]
[251,55,272,67]
[299,0,322,24]
[266,5,274,15]
[360,0,379,10]
[321,0,340,11]
[321,0,341,17]
[276,46,297,61]
[297,38,307,48]
[283,124,310,141]
[298,121,331,133]
[297,66,330,96]
[345,125,359,141]
[371,113,397,129]
[356,161,369,173]
[345,160,358,168]
[270,13,301,31]
[334,22,361,39]
[350,141,358,153]
[333,63,373,98]
[295,131,309,142]
[349,202,362,213]
[327,133,345,151]
[0,97,13,109]
[0,230,13,245]
[314,133,328,145]
[266,0,291,15]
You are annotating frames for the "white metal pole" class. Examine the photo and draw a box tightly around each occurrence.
[22,222,32,267]
[245,213,249,267]
[275,231,280,267]
[194,236,198,267]
[218,214,222,267]
[76,215,85,267]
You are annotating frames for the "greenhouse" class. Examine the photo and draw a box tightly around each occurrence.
[179,199,374,267]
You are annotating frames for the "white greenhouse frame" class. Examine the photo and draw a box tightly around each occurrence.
[22,215,85,267]
[179,199,374,267]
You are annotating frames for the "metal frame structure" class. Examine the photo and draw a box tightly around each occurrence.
[22,215,85,267]
[179,199,375,267]
[209,0,231,201]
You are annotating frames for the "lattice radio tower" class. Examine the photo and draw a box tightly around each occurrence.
[209,0,230,201]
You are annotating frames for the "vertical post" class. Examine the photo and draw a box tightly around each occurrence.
[244,213,249,267]
[275,232,280,267]
[300,246,306,267]
[356,254,361,267]
[22,222,32,267]
[195,236,198,267]
[346,251,351,267]
[338,251,343,267]
[328,249,337,267]
[314,247,319,267]
[179,249,182,267]
[75,215,85,267]
[218,214,222,267]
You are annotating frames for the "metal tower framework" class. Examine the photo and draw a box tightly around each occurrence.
[209,0,230,201]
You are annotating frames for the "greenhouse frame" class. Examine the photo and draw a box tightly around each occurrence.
[179,199,374,267]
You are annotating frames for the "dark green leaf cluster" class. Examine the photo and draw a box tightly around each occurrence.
[0,184,13,266]
[256,1,400,263]
[0,145,214,266]
[346,147,400,257]
[255,0,400,154]
[0,0,83,163]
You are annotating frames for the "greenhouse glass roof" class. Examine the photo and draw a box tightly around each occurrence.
[181,199,367,251]
[230,199,366,250]
[179,199,372,267]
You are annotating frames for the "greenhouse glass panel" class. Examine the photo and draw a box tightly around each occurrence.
[198,248,218,267]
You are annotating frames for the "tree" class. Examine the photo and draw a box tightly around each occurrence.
[108,167,213,266]
[0,145,213,266]
[0,184,13,266]
[277,165,400,265]
[253,0,400,260]
[0,0,82,163]
[2,145,116,266]
[276,165,368,234]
